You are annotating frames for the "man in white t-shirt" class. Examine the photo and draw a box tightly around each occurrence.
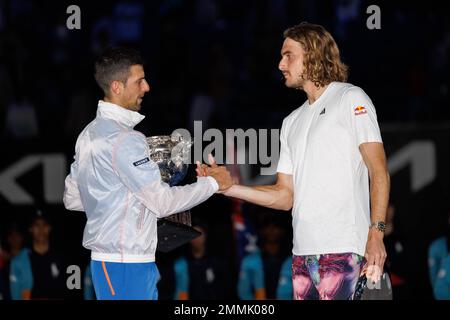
[199,22,390,300]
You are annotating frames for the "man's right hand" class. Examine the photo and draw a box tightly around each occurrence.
[196,155,293,210]
[197,154,233,192]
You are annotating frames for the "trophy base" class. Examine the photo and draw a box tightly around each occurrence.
[156,219,201,253]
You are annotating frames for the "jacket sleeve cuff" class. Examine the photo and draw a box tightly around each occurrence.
[205,176,219,192]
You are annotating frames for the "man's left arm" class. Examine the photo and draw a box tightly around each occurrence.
[63,159,85,212]
[360,142,390,283]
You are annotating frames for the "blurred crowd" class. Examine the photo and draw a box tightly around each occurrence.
[0,0,449,141]
[0,0,449,300]
[1,203,449,300]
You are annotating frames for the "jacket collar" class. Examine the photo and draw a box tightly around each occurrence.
[97,100,145,128]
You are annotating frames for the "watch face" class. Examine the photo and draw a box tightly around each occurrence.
[371,221,386,232]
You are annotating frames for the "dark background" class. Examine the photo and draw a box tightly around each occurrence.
[0,0,449,300]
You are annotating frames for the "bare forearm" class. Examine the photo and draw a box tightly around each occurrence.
[369,171,390,224]
[224,184,293,211]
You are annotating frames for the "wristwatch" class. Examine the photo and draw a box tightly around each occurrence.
[370,221,386,232]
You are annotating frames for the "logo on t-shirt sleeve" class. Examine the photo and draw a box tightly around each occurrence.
[133,157,150,167]
[354,105,367,116]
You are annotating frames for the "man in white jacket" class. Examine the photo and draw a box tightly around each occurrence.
[63,47,232,300]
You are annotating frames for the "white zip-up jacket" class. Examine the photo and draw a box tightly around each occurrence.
[63,100,218,263]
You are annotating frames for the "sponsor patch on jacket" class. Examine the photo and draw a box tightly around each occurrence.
[133,157,150,167]
[354,105,367,116]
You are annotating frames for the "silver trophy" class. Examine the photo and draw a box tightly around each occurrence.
[146,133,201,252]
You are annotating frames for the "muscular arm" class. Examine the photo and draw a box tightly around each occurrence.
[359,142,390,227]
[360,142,390,282]
[223,173,294,211]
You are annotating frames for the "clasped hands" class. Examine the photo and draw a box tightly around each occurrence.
[196,154,233,192]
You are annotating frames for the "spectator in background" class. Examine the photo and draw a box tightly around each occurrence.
[428,211,450,300]
[0,64,14,135]
[64,64,98,138]
[174,220,230,300]
[10,211,65,300]
[155,251,177,300]
[384,202,410,299]
[0,234,5,300]
[0,222,25,300]
[187,44,234,131]
[333,0,361,42]
[90,16,116,58]
[238,218,292,300]
[83,264,95,300]
[113,0,144,46]
[90,1,144,57]
[4,96,39,139]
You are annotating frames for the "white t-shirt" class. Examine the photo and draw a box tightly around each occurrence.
[277,82,383,257]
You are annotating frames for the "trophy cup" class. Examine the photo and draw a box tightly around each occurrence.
[146,133,201,252]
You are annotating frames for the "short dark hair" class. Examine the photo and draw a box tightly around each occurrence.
[28,209,52,229]
[94,47,144,96]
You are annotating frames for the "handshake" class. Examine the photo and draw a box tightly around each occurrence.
[196,154,233,192]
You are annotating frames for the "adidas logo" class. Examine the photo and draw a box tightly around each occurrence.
[319,108,326,115]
